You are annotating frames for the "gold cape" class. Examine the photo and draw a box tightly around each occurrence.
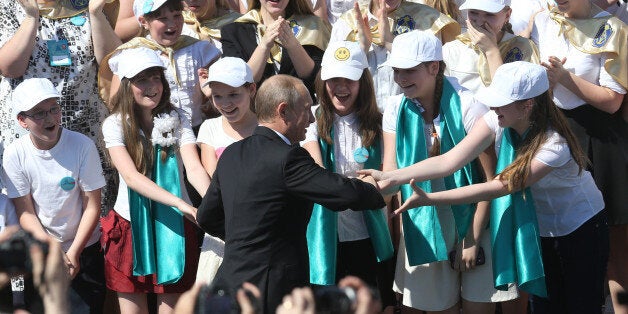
[549,8,628,89]
[235,10,331,63]
[98,36,199,108]
[340,1,460,45]
[457,33,540,86]
[183,10,241,41]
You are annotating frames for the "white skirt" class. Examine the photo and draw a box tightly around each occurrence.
[195,234,225,284]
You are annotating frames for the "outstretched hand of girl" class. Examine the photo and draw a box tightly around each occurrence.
[391,178,428,216]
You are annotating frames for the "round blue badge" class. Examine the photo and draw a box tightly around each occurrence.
[353,147,369,163]
[70,14,87,26]
[59,176,76,191]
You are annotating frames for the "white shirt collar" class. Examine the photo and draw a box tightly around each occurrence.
[269,128,292,145]
[334,112,357,125]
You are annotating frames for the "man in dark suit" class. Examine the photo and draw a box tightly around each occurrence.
[196,75,385,313]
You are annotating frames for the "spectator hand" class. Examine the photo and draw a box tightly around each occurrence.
[88,0,108,14]
[32,238,70,313]
[466,19,499,54]
[277,17,300,50]
[237,282,261,314]
[63,250,81,279]
[276,287,315,314]
[542,56,567,89]
[261,18,282,50]
[456,239,479,272]
[375,0,392,51]
[354,2,372,54]
[338,276,381,314]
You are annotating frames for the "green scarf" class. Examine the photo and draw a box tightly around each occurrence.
[129,145,186,285]
[307,127,393,285]
[490,128,546,297]
[396,79,478,265]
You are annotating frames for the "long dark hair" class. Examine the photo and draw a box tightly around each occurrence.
[314,69,382,148]
[500,91,588,191]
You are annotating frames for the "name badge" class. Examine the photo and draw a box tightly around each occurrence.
[353,147,369,163]
[47,40,72,66]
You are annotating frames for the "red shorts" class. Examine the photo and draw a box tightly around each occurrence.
[100,209,200,293]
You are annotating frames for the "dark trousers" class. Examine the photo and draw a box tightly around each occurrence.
[336,238,396,307]
[531,211,609,314]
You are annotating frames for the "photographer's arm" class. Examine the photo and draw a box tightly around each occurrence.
[65,189,101,279]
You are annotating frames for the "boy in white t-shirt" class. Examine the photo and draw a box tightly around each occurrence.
[1,78,106,313]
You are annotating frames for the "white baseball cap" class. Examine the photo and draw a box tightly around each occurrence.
[320,41,368,81]
[203,57,254,88]
[475,61,549,108]
[459,0,511,13]
[12,78,61,120]
[382,30,443,69]
[109,47,166,79]
[133,0,168,20]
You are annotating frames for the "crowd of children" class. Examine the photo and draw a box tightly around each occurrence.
[0,0,626,313]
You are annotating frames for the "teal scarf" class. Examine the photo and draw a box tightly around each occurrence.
[307,127,393,285]
[490,128,546,297]
[396,79,478,266]
[128,145,186,285]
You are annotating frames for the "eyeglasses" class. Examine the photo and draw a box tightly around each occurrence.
[21,106,62,120]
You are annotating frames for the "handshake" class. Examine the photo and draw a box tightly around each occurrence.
[357,169,399,196]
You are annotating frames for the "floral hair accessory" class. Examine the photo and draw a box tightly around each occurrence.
[152,110,180,147]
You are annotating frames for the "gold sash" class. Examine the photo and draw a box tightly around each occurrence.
[457,33,540,86]
[98,36,199,108]
[341,2,460,45]
[549,9,628,89]
[38,0,116,19]
[235,10,331,63]
[183,10,241,41]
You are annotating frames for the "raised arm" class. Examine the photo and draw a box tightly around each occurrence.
[0,0,39,78]
[89,0,123,64]
[113,0,141,42]
[394,158,554,215]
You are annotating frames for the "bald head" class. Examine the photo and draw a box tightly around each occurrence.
[254,75,309,123]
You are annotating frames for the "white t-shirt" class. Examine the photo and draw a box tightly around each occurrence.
[0,193,17,233]
[1,129,105,251]
[531,10,627,109]
[102,112,197,221]
[196,116,238,158]
[303,109,384,241]
[483,111,605,237]
[145,38,220,127]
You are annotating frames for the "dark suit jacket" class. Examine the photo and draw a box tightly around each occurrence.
[220,22,324,98]
[197,126,385,313]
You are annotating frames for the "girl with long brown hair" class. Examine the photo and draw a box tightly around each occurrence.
[301,40,393,310]
[100,47,210,314]
[363,61,607,313]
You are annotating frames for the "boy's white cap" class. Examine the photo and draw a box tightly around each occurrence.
[12,78,60,119]
[320,41,368,81]
[475,61,549,108]
[382,30,442,69]
[109,47,166,79]
[459,0,511,13]
[203,57,254,88]
[133,0,168,20]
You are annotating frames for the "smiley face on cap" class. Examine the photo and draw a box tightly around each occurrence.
[334,47,351,61]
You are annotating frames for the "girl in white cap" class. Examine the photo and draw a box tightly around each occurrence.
[531,0,627,311]
[331,0,460,112]
[442,0,540,94]
[100,47,210,313]
[368,61,608,314]
[2,78,107,312]
[370,30,517,313]
[195,56,258,284]
[301,41,394,310]
[99,0,221,133]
